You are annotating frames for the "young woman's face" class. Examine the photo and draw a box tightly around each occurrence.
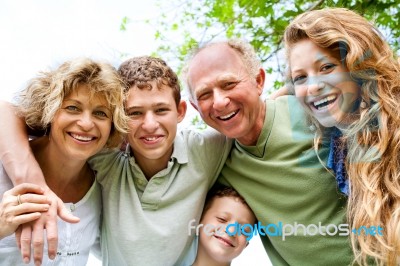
[50,84,112,161]
[289,39,360,129]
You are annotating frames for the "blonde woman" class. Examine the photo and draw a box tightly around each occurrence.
[0,58,127,265]
[284,8,400,265]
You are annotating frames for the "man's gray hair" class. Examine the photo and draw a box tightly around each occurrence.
[182,39,262,101]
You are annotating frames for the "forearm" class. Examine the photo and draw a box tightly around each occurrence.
[0,101,46,187]
[269,86,289,100]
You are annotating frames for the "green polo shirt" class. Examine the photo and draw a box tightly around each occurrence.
[89,128,231,266]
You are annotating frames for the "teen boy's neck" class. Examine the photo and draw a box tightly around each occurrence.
[133,147,174,180]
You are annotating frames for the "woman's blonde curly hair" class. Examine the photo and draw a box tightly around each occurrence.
[285,8,400,266]
[16,57,128,148]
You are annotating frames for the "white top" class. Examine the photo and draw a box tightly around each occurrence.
[88,128,232,266]
[0,164,101,266]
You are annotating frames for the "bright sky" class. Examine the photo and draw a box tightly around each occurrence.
[0,0,157,101]
[0,1,271,265]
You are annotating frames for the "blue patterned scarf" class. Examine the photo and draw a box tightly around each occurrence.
[326,127,349,196]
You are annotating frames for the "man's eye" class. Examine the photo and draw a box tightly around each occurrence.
[127,111,142,116]
[156,108,169,113]
[197,92,211,101]
[224,82,238,89]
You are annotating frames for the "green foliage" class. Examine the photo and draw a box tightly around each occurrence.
[190,115,208,130]
[150,0,400,93]
[120,16,130,31]
[120,0,400,127]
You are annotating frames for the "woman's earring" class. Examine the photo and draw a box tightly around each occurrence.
[360,100,367,109]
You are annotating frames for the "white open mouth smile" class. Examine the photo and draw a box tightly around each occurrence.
[144,136,158,141]
[140,135,163,143]
[69,133,96,142]
[217,110,238,121]
[311,95,337,111]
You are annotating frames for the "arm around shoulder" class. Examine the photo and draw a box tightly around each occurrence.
[0,100,45,186]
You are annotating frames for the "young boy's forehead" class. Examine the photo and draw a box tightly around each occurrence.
[209,196,256,223]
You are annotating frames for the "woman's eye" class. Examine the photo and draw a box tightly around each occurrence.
[321,63,336,72]
[65,106,79,111]
[293,75,306,84]
[94,111,108,117]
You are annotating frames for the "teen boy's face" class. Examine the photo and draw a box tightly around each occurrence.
[125,83,186,165]
[198,196,256,264]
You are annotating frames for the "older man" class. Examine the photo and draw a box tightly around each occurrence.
[185,39,353,266]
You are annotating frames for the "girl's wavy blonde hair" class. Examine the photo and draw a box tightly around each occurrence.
[16,57,128,148]
[284,8,400,266]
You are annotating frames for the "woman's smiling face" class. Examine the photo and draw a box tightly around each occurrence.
[289,39,360,129]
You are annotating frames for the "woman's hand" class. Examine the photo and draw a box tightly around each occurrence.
[0,183,50,240]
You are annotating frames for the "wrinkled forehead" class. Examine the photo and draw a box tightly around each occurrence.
[187,45,247,86]
[190,44,242,69]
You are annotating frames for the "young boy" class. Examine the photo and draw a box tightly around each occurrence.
[185,186,257,266]
[0,56,232,265]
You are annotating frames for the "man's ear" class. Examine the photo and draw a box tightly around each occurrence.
[177,100,187,123]
[256,68,266,96]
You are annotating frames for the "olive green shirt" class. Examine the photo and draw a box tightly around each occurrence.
[219,96,353,266]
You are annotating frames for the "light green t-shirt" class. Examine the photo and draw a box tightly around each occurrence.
[89,128,231,266]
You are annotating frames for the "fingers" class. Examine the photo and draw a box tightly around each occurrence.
[43,199,58,260]
[45,217,58,260]
[32,221,45,265]
[13,203,49,217]
[13,212,42,226]
[6,183,46,197]
[17,193,51,206]
[58,203,80,224]
[20,224,33,264]
[0,185,50,240]
[15,201,57,265]
[44,190,79,224]
[12,188,80,263]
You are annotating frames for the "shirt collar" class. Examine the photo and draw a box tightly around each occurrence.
[170,131,188,164]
